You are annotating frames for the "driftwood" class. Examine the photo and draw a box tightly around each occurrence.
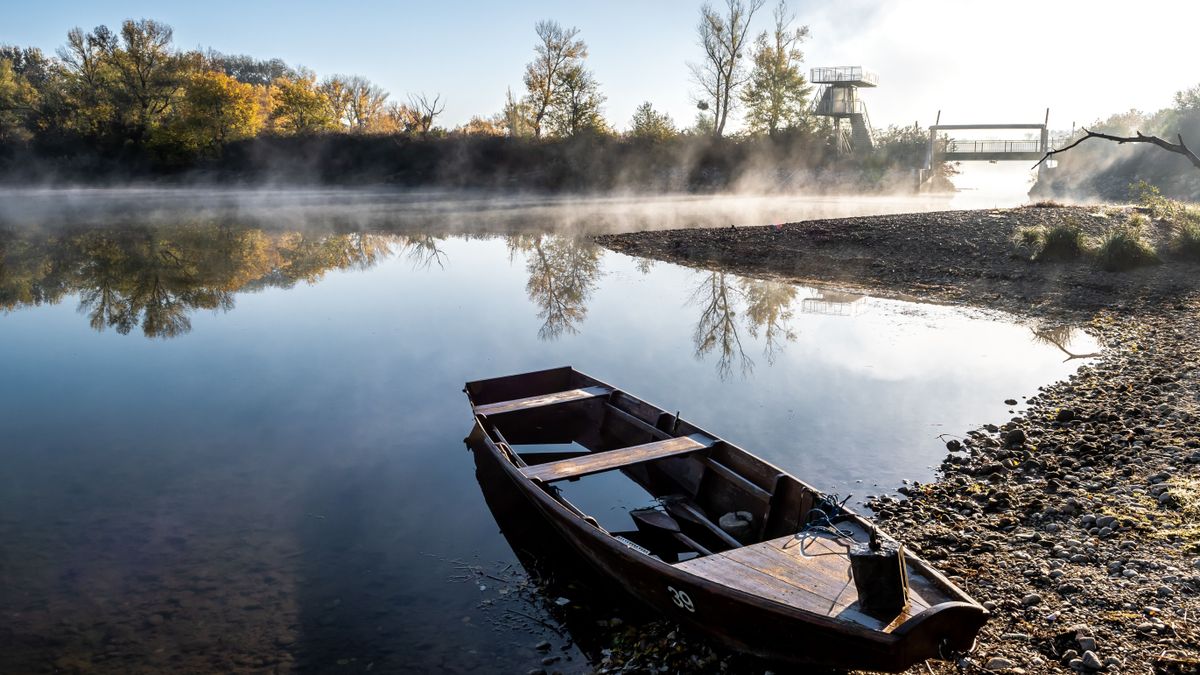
[1033,128,1200,171]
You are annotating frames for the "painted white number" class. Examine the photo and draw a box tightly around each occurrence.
[667,586,695,613]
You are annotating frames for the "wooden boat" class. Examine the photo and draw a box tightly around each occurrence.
[464,367,988,672]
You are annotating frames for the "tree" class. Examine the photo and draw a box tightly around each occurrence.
[455,115,506,137]
[270,72,335,134]
[318,76,353,128]
[209,52,293,86]
[161,70,259,156]
[105,20,187,144]
[407,92,445,136]
[454,114,506,136]
[741,0,811,137]
[1174,83,1200,112]
[502,87,534,137]
[522,20,587,138]
[1034,129,1200,172]
[0,58,40,141]
[343,76,388,130]
[689,0,766,137]
[629,102,676,141]
[58,25,119,138]
[547,64,605,136]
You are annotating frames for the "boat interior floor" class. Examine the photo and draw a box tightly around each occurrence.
[673,530,943,631]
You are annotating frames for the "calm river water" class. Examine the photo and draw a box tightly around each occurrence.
[0,190,1095,673]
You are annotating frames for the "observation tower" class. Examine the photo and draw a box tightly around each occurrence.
[811,66,878,155]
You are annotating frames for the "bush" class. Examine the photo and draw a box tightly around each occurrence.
[1038,220,1090,261]
[1171,220,1200,260]
[1096,217,1161,271]
[1013,225,1044,256]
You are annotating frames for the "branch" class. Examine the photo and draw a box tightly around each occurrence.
[1033,128,1200,171]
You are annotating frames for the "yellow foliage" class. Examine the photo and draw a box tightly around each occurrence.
[270,74,336,135]
[154,70,259,158]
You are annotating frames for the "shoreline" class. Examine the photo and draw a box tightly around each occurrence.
[595,206,1200,673]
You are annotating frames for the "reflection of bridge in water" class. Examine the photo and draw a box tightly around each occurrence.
[799,290,864,316]
[921,109,1051,184]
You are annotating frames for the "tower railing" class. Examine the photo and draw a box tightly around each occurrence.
[810,66,879,86]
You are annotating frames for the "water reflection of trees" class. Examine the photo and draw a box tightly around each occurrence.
[1,224,611,342]
[1030,324,1100,362]
[688,273,801,378]
[0,224,407,338]
[507,234,602,340]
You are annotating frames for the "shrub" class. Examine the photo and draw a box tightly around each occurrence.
[1038,220,1089,261]
[1096,217,1160,271]
[1013,225,1044,256]
[1029,200,1065,208]
[1171,220,1200,261]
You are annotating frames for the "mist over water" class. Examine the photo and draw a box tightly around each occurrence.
[0,185,1033,233]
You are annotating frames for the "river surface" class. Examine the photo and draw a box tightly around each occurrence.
[0,190,1096,673]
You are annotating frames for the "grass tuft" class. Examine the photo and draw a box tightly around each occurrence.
[1038,220,1090,261]
[1171,220,1200,261]
[1095,216,1160,271]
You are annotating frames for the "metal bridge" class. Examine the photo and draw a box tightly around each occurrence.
[922,110,1050,174]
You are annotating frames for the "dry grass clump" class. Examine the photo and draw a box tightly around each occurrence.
[1013,220,1090,261]
[1157,476,1200,553]
[1096,215,1161,271]
[1131,180,1200,261]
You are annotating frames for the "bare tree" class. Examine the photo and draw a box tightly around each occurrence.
[689,0,766,137]
[1034,128,1200,171]
[344,76,388,130]
[523,20,586,138]
[407,92,445,136]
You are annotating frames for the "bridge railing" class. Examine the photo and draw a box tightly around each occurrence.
[946,139,1043,154]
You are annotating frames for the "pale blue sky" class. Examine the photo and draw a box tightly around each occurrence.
[4,1,1198,133]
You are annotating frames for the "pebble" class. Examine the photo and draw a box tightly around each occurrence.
[1081,650,1103,670]
[985,656,1014,670]
[1021,593,1042,607]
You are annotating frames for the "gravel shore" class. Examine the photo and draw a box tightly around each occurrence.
[594,205,1200,674]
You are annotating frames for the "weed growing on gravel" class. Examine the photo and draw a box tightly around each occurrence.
[1014,220,1091,261]
[1171,220,1200,261]
[1039,220,1090,261]
[1096,216,1160,271]
[1013,226,1045,256]
[1157,477,1200,553]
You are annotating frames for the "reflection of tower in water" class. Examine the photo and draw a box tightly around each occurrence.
[798,290,865,317]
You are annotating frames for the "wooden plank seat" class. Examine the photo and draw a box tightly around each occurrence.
[521,435,713,483]
[474,385,612,417]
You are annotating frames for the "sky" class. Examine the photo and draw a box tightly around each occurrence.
[4,0,1199,135]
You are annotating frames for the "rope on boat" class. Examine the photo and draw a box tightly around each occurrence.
[784,492,857,558]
